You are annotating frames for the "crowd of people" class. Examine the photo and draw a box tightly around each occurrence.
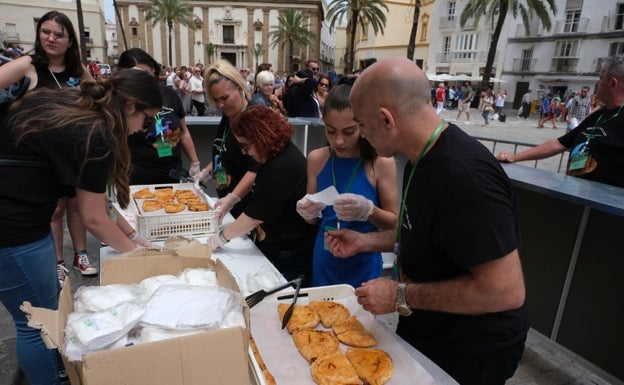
[2,9,624,385]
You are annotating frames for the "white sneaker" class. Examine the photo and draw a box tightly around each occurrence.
[57,262,69,287]
[73,252,98,276]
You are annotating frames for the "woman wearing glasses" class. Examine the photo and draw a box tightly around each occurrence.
[314,74,332,116]
[206,106,317,287]
[0,11,100,285]
[0,69,162,385]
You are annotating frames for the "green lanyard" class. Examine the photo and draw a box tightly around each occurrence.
[396,120,446,245]
[331,152,362,194]
[584,103,624,146]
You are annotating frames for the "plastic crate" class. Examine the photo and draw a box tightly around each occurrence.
[128,183,218,240]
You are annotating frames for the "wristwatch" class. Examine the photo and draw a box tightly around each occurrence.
[395,282,413,316]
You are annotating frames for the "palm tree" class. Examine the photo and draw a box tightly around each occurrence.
[269,9,315,72]
[145,0,196,67]
[205,42,215,63]
[326,0,388,72]
[460,0,557,87]
[252,43,265,71]
[406,0,421,61]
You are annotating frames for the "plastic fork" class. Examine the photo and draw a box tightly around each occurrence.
[245,277,300,309]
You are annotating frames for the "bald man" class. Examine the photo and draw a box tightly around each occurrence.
[325,57,528,384]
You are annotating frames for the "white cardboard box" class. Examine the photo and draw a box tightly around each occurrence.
[22,244,251,385]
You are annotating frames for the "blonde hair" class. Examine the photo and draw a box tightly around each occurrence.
[203,59,248,106]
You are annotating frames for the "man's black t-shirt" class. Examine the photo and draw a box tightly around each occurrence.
[396,124,529,359]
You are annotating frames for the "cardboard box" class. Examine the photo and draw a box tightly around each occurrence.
[22,244,251,385]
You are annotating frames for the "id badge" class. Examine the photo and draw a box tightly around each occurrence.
[155,139,173,157]
[568,152,589,171]
[323,225,336,250]
[214,167,228,188]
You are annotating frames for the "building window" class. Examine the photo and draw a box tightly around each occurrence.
[420,15,429,41]
[564,10,581,32]
[223,25,234,44]
[554,40,579,57]
[616,4,624,30]
[447,1,456,21]
[609,41,624,55]
[131,27,138,36]
[453,33,478,60]
[521,48,533,71]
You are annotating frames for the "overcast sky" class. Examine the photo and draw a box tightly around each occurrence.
[105,0,115,20]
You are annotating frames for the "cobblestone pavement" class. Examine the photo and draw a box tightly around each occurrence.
[0,109,616,385]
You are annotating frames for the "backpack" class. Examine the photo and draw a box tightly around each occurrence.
[0,76,31,116]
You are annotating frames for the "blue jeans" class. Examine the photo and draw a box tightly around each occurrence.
[0,233,62,385]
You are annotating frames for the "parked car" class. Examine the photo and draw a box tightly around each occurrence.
[99,63,111,77]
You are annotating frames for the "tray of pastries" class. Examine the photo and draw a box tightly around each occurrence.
[248,284,436,385]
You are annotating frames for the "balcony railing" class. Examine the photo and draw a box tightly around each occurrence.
[550,57,579,73]
[512,58,537,72]
[514,22,544,37]
[595,57,608,73]
[477,50,498,62]
[602,13,624,32]
[439,17,457,30]
[84,37,93,44]
[554,18,589,34]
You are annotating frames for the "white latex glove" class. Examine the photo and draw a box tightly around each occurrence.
[333,193,375,222]
[189,162,201,177]
[214,193,241,224]
[129,232,158,248]
[296,197,326,221]
[207,231,228,250]
[194,168,212,184]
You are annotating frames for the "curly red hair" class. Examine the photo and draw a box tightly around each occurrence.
[230,105,293,161]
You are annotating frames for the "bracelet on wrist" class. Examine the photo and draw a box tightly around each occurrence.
[126,229,137,239]
[218,229,229,243]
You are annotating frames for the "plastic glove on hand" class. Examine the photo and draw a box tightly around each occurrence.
[214,193,241,224]
[194,168,212,184]
[333,193,375,222]
[207,232,228,250]
[130,233,158,248]
[189,162,201,177]
[296,198,326,221]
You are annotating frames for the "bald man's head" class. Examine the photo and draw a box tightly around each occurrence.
[352,57,432,117]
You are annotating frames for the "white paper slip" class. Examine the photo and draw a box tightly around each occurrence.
[305,186,339,206]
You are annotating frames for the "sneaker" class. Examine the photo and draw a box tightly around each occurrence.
[73,252,98,276]
[57,262,69,286]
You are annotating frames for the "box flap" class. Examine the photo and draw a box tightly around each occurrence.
[81,327,250,385]
[21,276,74,350]
[101,246,213,286]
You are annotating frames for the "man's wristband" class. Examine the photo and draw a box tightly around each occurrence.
[126,229,137,240]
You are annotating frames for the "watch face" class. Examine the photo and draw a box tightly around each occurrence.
[396,305,412,316]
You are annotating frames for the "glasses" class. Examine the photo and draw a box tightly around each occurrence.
[310,67,319,72]
[39,28,68,41]
[319,82,330,88]
[143,112,155,129]
[239,142,252,154]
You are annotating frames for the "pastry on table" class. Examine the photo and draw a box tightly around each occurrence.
[310,350,361,385]
[142,199,163,212]
[153,187,174,197]
[332,316,377,348]
[345,348,394,385]
[309,300,350,327]
[277,303,320,333]
[187,202,209,211]
[133,187,155,199]
[174,189,196,199]
[164,202,186,213]
[250,335,277,385]
[292,329,340,363]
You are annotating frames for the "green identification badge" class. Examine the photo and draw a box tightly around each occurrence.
[155,140,173,157]
[568,152,588,171]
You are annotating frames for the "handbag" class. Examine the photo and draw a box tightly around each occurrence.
[485,104,494,112]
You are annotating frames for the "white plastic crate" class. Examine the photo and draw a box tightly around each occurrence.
[128,183,218,240]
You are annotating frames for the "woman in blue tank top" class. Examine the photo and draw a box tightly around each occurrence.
[296,83,398,288]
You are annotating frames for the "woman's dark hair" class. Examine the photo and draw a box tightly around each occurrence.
[31,11,84,78]
[322,84,377,161]
[10,69,162,207]
[230,105,292,161]
[117,48,160,77]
